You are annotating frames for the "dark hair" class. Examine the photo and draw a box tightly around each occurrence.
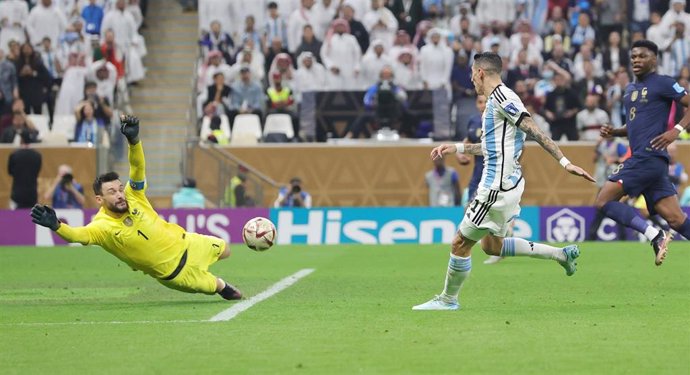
[93,172,120,195]
[631,39,659,56]
[268,1,277,8]
[183,177,196,188]
[473,52,502,75]
[210,115,221,129]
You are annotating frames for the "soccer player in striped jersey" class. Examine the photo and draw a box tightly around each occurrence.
[413,52,595,311]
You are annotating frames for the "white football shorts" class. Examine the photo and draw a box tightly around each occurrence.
[459,178,525,241]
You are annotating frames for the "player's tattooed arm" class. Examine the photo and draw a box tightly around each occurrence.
[519,116,564,161]
[430,143,482,159]
[463,143,483,155]
[521,116,596,182]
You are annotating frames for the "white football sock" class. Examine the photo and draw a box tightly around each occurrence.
[441,254,471,302]
[644,226,660,241]
[501,238,566,262]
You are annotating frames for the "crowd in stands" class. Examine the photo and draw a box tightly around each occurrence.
[195,0,690,143]
[0,0,148,146]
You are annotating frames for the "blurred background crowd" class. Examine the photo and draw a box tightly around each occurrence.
[193,0,690,143]
[0,0,147,146]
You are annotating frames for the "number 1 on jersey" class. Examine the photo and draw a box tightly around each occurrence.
[137,230,149,240]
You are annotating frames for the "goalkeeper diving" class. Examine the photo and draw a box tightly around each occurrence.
[30,115,243,300]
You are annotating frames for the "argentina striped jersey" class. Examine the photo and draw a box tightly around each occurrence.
[480,84,529,191]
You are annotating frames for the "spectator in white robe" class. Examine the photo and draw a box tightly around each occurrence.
[313,0,339,39]
[55,52,88,115]
[480,23,511,58]
[0,0,29,53]
[509,21,543,55]
[287,0,319,53]
[53,0,79,20]
[294,51,326,100]
[101,0,145,83]
[449,2,480,39]
[234,46,265,82]
[572,41,604,81]
[392,47,421,90]
[88,59,117,105]
[27,0,67,47]
[509,32,543,69]
[320,18,362,90]
[274,0,300,19]
[198,0,233,33]
[362,0,398,49]
[475,0,515,28]
[388,30,416,61]
[126,0,143,29]
[360,39,393,87]
[198,50,232,90]
[661,0,690,39]
[268,52,295,87]
[418,28,453,93]
[342,0,368,21]
[647,11,672,75]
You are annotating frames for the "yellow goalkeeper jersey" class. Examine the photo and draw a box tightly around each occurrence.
[56,142,188,278]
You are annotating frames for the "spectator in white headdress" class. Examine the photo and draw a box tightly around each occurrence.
[362,0,398,49]
[294,51,327,99]
[392,47,421,90]
[361,39,393,87]
[320,18,362,90]
[418,27,453,93]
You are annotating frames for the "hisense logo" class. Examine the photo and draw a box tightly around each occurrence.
[276,210,459,245]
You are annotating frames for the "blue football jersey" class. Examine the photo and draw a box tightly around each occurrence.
[623,72,687,160]
[467,114,484,180]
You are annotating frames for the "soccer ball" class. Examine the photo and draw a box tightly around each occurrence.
[242,217,276,251]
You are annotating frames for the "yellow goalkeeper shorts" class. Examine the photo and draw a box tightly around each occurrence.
[158,233,226,295]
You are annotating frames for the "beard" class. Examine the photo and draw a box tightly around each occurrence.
[106,200,129,214]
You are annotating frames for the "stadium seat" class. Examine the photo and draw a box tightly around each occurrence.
[26,114,50,140]
[52,115,77,140]
[41,132,69,145]
[230,132,259,145]
[263,113,294,140]
[199,114,231,143]
[232,114,262,141]
[264,133,290,143]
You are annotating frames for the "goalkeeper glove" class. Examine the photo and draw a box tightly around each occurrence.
[30,205,60,231]
[120,114,140,144]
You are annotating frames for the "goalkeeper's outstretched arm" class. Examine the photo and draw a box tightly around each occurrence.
[120,115,146,185]
[31,205,92,245]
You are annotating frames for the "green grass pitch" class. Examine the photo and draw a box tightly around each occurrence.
[1,243,688,374]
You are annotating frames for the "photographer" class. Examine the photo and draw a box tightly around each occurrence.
[274,177,312,208]
[44,164,85,209]
[346,66,411,138]
[83,81,113,129]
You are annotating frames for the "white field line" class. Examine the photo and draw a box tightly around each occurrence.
[4,319,209,327]
[209,268,315,322]
[2,269,315,327]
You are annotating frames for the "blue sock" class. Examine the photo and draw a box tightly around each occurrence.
[602,201,658,240]
[674,217,690,240]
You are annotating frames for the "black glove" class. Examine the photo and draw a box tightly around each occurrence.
[30,204,60,231]
[120,114,140,144]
